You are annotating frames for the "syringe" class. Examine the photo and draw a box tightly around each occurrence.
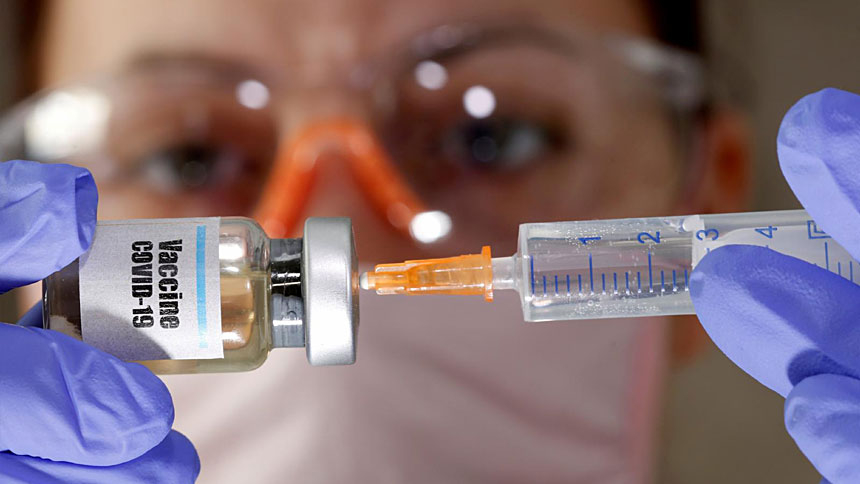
[361,209,859,322]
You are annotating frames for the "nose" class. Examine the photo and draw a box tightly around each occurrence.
[253,119,429,262]
[302,145,403,262]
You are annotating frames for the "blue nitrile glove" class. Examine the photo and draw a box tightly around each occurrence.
[0,160,200,483]
[691,88,860,484]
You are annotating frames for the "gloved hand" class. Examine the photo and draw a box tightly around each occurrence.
[0,160,200,483]
[691,88,860,484]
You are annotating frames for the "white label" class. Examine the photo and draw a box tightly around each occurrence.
[79,218,224,361]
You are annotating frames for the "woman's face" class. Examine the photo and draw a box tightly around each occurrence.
[34,0,691,262]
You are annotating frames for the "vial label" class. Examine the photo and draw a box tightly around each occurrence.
[78,218,224,361]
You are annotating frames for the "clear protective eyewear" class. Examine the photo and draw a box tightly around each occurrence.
[0,22,707,255]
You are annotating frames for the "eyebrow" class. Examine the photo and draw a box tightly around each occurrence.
[122,51,276,83]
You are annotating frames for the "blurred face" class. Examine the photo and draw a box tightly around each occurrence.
[29,0,695,263]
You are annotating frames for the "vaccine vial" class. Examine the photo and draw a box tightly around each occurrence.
[42,217,358,374]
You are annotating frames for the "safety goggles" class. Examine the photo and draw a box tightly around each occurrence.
[0,22,706,254]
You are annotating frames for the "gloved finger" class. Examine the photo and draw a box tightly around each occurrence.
[0,160,97,293]
[690,245,860,398]
[777,88,860,260]
[16,302,43,328]
[0,430,200,484]
[0,324,174,466]
[785,374,860,484]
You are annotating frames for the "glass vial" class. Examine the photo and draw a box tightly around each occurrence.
[42,217,358,374]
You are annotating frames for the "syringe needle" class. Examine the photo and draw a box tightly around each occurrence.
[361,246,495,301]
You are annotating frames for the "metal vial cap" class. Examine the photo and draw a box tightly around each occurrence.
[302,217,359,365]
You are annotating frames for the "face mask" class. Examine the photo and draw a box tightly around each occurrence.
[164,289,668,483]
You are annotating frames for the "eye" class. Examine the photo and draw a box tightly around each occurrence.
[139,141,252,191]
[100,88,278,202]
[439,115,567,172]
[377,41,587,186]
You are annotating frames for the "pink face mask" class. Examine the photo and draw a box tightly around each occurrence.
[164,290,669,483]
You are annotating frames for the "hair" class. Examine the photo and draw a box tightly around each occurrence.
[4,0,44,104]
[646,0,702,53]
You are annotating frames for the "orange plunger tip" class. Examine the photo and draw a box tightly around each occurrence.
[360,246,494,302]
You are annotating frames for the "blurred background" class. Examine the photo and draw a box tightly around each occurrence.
[662,1,860,482]
[2,0,860,482]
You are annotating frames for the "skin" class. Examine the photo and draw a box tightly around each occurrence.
[40,1,652,83]
[19,0,750,353]
[34,0,749,255]
[14,1,752,479]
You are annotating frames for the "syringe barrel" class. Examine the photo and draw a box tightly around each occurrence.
[514,209,857,322]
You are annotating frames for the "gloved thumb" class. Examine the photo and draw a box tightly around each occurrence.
[0,160,97,293]
[785,374,860,484]
[690,244,860,398]
[777,88,860,261]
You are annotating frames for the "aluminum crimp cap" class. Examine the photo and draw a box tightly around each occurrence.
[302,217,359,365]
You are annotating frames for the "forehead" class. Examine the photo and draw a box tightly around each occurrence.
[40,0,654,84]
